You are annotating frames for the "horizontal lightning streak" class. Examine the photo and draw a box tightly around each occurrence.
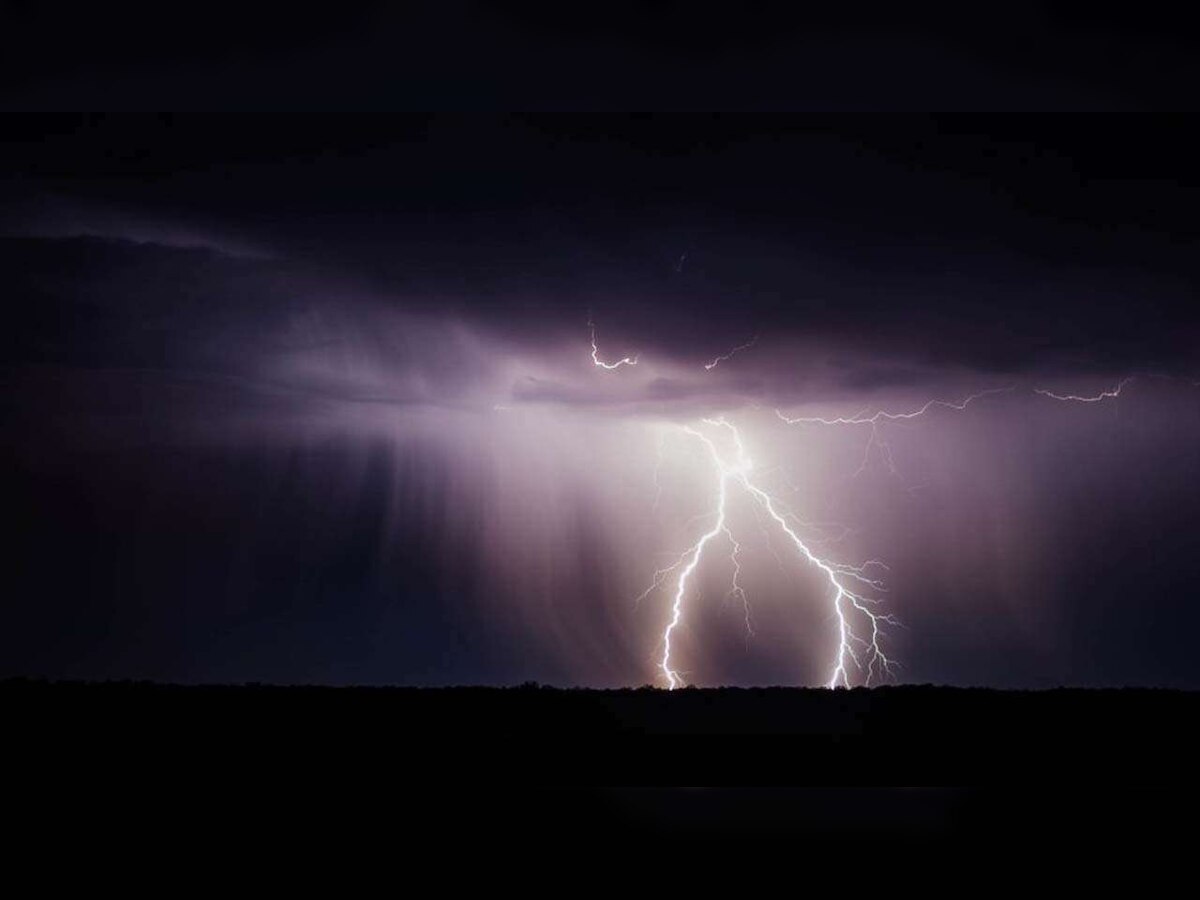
[704,336,758,371]
[1034,376,1135,403]
[774,386,1014,427]
[774,387,1013,480]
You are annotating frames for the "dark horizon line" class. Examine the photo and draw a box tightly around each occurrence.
[5,676,1196,694]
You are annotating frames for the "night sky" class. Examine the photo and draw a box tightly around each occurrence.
[3,10,1200,688]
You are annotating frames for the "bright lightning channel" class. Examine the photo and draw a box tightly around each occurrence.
[774,387,1013,478]
[617,343,1168,687]
[644,418,894,690]
[704,336,758,371]
[1034,376,1135,403]
[589,317,638,370]
[775,386,1013,427]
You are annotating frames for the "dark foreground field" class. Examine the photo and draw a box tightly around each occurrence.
[6,680,1197,853]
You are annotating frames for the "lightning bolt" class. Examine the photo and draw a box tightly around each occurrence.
[636,372,1191,688]
[657,429,730,689]
[647,388,1009,685]
[1034,375,1135,403]
[589,316,638,369]
[721,525,753,638]
[704,336,759,371]
[644,418,895,689]
[775,386,1013,479]
[775,386,1013,427]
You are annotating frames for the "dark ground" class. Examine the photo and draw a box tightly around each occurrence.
[5,679,1196,858]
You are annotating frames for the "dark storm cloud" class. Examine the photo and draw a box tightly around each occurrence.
[4,115,1197,386]
[3,115,1200,688]
[5,2,1200,110]
[643,376,765,403]
[827,361,938,392]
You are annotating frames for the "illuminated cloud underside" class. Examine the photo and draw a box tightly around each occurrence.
[5,233,1199,689]
[589,328,1192,689]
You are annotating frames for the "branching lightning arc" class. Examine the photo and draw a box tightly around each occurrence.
[775,387,1015,479]
[588,322,1164,688]
[640,418,894,689]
